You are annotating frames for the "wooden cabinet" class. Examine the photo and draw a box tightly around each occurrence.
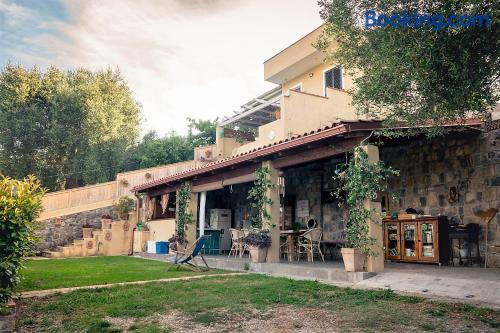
[383,217,449,265]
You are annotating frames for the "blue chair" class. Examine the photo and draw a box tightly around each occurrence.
[168,236,210,271]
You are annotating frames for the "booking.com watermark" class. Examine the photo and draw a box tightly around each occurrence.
[365,10,491,31]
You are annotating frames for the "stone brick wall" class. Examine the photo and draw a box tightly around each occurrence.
[381,129,500,267]
[284,159,346,241]
[37,206,118,252]
[281,129,500,267]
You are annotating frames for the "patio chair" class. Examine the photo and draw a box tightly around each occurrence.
[240,229,251,258]
[167,236,210,271]
[280,234,291,260]
[228,228,243,258]
[297,228,325,262]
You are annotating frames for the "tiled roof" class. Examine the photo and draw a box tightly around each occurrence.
[133,118,483,193]
[132,120,380,192]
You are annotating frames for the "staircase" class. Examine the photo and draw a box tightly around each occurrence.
[42,220,133,258]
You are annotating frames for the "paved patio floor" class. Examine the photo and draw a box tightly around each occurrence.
[135,253,500,309]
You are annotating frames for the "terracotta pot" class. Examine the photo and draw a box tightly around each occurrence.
[249,245,268,263]
[341,248,366,272]
[101,218,112,229]
[176,242,186,252]
[275,110,281,120]
[82,227,93,238]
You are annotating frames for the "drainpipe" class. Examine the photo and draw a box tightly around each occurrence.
[128,193,141,256]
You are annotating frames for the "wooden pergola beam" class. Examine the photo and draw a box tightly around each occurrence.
[272,137,361,169]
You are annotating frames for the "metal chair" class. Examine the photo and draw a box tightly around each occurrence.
[297,228,325,262]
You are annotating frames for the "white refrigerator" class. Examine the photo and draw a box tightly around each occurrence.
[210,209,232,251]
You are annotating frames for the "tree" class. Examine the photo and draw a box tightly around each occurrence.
[0,64,141,190]
[0,175,45,305]
[187,117,217,148]
[127,130,193,169]
[316,0,499,133]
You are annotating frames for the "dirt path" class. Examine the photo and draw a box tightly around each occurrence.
[20,272,247,298]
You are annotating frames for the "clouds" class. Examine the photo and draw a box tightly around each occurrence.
[0,0,322,135]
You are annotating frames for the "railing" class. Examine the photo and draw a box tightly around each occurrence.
[40,160,199,220]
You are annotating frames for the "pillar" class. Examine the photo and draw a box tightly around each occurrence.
[199,191,206,236]
[361,144,384,272]
[262,160,280,263]
[176,182,198,246]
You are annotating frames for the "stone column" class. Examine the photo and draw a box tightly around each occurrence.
[262,160,281,263]
[360,145,384,272]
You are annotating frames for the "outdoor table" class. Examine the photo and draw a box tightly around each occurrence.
[280,229,308,262]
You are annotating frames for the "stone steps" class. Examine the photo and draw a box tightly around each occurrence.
[43,220,131,258]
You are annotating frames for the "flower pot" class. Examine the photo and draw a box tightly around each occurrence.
[82,227,93,238]
[176,242,186,252]
[249,245,268,263]
[341,248,366,272]
[274,110,281,120]
[101,218,112,229]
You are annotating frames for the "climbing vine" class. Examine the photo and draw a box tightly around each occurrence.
[334,145,398,256]
[247,167,276,230]
[176,182,193,241]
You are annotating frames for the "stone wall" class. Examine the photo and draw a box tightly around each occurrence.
[284,159,346,241]
[281,128,500,267]
[381,129,500,267]
[37,206,118,252]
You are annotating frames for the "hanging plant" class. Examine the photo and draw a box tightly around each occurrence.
[334,145,399,256]
[176,182,193,243]
[120,179,129,187]
[144,172,152,180]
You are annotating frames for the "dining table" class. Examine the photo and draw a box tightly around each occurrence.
[280,229,308,262]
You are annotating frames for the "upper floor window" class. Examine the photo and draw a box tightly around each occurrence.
[324,67,342,95]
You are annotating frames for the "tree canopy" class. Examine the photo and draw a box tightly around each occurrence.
[316,0,499,132]
[0,64,141,191]
[0,64,217,191]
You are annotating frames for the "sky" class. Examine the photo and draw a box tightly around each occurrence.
[0,0,323,136]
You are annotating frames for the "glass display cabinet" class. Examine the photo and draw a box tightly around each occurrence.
[383,217,449,265]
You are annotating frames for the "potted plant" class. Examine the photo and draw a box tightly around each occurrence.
[168,234,186,252]
[246,167,276,263]
[245,230,271,263]
[136,220,144,231]
[334,146,398,272]
[101,214,113,229]
[116,196,135,220]
[82,223,93,238]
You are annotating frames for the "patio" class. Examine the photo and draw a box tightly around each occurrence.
[136,252,500,309]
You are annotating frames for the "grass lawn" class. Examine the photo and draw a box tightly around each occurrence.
[17,274,499,333]
[18,256,223,291]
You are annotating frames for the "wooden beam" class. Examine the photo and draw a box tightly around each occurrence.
[272,138,361,169]
[145,185,178,197]
[192,165,257,190]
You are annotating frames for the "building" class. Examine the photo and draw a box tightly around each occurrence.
[133,26,500,270]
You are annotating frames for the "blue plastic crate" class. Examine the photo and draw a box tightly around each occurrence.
[155,241,169,254]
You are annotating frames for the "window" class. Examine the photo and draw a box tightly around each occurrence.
[324,67,342,95]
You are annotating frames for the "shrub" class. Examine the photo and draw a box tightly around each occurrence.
[115,196,135,218]
[101,214,112,219]
[245,230,271,248]
[0,175,45,305]
[334,146,398,255]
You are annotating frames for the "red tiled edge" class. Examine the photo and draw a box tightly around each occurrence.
[133,118,483,193]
